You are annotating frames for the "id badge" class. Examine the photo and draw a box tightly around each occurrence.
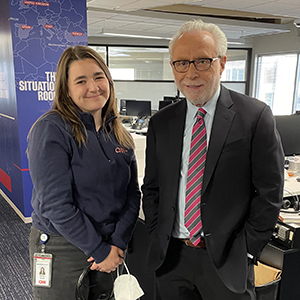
[33,253,53,288]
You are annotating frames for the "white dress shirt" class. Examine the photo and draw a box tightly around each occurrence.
[172,86,220,238]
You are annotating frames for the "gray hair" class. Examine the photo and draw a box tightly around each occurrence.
[169,19,228,58]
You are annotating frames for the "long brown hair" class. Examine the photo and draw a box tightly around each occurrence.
[31,45,134,149]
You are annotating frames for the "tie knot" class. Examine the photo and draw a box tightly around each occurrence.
[197,108,206,119]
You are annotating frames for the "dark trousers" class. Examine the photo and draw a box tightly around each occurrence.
[29,225,89,300]
[156,237,256,300]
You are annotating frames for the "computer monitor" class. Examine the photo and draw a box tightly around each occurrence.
[126,100,151,117]
[120,99,135,115]
[275,114,300,156]
[159,100,173,110]
[163,96,177,101]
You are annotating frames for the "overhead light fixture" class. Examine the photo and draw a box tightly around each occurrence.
[102,32,171,40]
[227,38,246,45]
[227,41,244,45]
[101,29,171,40]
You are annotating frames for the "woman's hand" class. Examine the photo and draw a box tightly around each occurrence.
[88,246,124,273]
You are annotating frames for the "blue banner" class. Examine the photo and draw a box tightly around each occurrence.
[0,0,88,218]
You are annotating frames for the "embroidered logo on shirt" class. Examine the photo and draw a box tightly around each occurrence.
[115,147,128,153]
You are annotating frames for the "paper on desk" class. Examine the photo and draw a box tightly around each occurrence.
[279,210,300,223]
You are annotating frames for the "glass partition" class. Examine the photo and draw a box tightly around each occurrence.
[108,47,172,81]
[255,53,297,115]
[89,46,106,61]
[222,49,248,82]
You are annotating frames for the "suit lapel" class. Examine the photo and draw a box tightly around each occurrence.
[202,87,236,194]
[162,92,235,197]
[167,99,187,178]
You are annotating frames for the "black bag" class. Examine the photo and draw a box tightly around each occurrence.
[76,264,115,300]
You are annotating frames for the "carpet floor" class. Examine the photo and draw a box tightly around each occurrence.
[0,195,33,299]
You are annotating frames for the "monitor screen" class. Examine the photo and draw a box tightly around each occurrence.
[163,96,177,101]
[159,100,173,110]
[126,100,151,117]
[120,99,135,115]
[275,114,300,156]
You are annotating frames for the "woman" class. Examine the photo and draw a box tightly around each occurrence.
[27,45,141,299]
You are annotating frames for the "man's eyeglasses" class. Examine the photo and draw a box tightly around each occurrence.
[172,56,221,73]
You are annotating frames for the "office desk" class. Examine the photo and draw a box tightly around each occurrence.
[284,176,300,197]
[258,176,300,300]
[122,118,148,135]
[129,128,148,134]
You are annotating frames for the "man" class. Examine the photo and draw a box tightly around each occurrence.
[141,20,284,300]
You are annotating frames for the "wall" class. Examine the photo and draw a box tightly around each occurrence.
[250,24,300,96]
[252,25,300,55]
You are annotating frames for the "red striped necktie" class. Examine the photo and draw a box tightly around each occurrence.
[185,108,207,246]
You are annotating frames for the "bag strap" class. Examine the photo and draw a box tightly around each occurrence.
[117,259,130,277]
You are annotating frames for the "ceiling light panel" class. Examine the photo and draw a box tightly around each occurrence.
[87,0,133,10]
[101,19,138,29]
[113,0,203,11]
[278,0,300,4]
[148,25,181,34]
[197,0,279,8]
[120,23,165,31]
[187,0,222,5]
[198,0,300,19]
[243,2,297,15]
[86,11,118,23]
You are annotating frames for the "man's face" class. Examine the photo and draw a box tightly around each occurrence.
[170,30,226,107]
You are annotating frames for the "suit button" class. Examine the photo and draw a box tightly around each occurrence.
[167,235,170,241]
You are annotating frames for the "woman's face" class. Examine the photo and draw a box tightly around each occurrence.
[68,58,110,119]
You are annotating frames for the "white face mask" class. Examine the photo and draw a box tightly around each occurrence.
[114,261,144,300]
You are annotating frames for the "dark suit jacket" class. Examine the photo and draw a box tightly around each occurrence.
[141,85,284,293]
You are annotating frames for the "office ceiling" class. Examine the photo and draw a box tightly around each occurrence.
[87,0,300,45]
